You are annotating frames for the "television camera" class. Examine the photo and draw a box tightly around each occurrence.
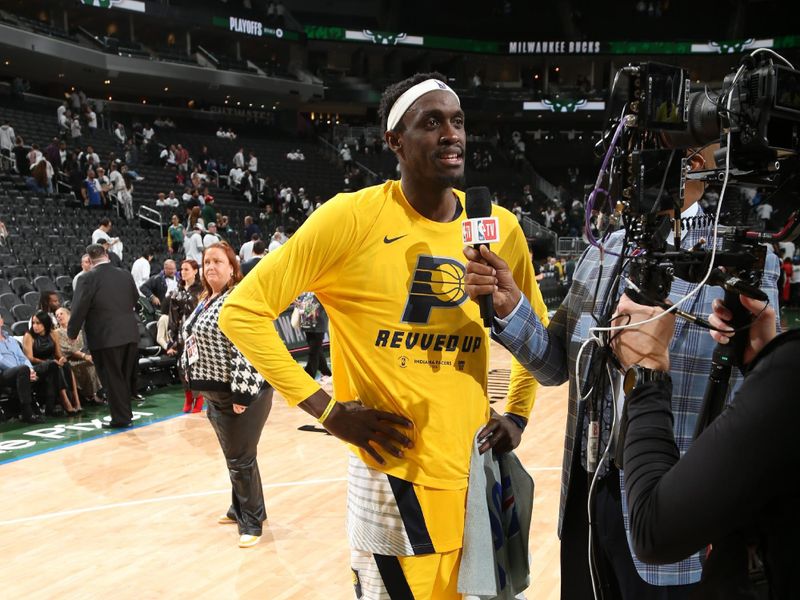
[591,49,800,435]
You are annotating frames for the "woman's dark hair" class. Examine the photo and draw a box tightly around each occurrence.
[31,160,49,187]
[378,71,447,132]
[180,259,200,288]
[30,310,53,336]
[200,241,242,299]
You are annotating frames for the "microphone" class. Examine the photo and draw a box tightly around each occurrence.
[463,186,500,327]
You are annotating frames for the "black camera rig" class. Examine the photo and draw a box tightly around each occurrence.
[589,49,800,436]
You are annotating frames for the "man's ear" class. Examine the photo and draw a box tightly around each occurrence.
[385,130,403,156]
[687,152,705,172]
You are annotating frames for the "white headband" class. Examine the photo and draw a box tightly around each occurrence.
[386,79,460,132]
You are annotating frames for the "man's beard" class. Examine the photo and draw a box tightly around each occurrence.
[438,171,465,189]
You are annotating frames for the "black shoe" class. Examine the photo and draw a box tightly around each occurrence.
[23,414,46,424]
[102,421,132,429]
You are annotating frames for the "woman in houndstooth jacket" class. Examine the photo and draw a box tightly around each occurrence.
[181,241,273,549]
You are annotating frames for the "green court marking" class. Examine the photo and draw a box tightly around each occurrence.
[0,386,187,465]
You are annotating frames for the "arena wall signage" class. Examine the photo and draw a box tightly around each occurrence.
[523,99,606,112]
[304,25,799,56]
[80,0,145,13]
[211,16,299,41]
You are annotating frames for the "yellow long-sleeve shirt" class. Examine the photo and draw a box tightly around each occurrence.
[220,180,549,489]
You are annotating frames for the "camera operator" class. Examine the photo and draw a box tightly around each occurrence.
[463,143,781,599]
[613,292,798,599]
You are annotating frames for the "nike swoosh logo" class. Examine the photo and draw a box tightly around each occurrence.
[383,234,408,244]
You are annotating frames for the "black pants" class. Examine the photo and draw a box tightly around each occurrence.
[32,360,60,414]
[561,449,697,600]
[92,342,138,425]
[0,365,34,420]
[204,387,273,536]
[303,331,330,378]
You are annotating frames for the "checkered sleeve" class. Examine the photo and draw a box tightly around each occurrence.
[229,341,266,405]
[494,296,569,386]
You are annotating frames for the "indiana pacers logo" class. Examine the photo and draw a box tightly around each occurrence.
[401,255,467,324]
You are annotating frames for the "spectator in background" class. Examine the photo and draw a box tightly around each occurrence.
[26,159,52,194]
[113,122,127,147]
[203,222,221,248]
[241,240,266,276]
[167,214,185,254]
[12,136,29,176]
[23,311,80,415]
[187,206,204,231]
[183,225,204,264]
[54,307,102,406]
[267,230,283,253]
[156,192,176,207]
[248,151,258,175]
[58,109,71,139]
[131,250,154,292]
[140,259,178,308]
[86,105,97,137]
[228,164,245,191]
[73,253,91,290]
[68,244,140,429]
[243,215,261,242]
[27,143,42,168]
[0,121,15,161]
[70,116,82,147]
[142,123,154,145]
[96,237,123,268]
[165,258,203,412]
[36,291,61,329]
[175,144,190,176]
[161,144,176,169]
[0,315,44,423]
[239,233,260,263]
[233,147,245,170]
[80,170,102,208]
[201,196,217,227]
[294,292,331,383]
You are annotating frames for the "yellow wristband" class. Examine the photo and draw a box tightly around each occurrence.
[318,397,338,424]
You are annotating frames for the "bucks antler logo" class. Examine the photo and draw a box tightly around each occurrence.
[709,39,754,54]
[363,30,407,45]
[542,98,588,113]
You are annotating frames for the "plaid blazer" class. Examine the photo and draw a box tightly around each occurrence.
[496,216,780,585]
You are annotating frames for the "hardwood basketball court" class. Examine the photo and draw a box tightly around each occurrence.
[0,341,568,599]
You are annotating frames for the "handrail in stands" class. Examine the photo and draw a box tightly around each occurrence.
[137,205,163,238]
[317,136,381,186]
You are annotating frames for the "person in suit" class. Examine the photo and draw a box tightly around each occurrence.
[240,240,266,276]
[68,244,140,428]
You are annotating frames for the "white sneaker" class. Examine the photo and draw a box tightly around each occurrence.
[238,534,260,548]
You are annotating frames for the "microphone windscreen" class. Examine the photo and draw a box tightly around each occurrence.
[465,186,492,219]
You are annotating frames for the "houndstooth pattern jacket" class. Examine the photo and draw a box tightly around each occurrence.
[181,288,267,405]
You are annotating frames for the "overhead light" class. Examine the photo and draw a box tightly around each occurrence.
[237,101,240,106]
[260,104,264,109]
[3,60,10,66]
[104,79,111,85]
[142,99,147,104]
[108,96,112,100]
[249,103,253,107]
[224,100,228,104]
[554,67,560,72]
[163,86,169,91]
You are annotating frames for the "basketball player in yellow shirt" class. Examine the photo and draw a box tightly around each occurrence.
[220,72,549,599]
